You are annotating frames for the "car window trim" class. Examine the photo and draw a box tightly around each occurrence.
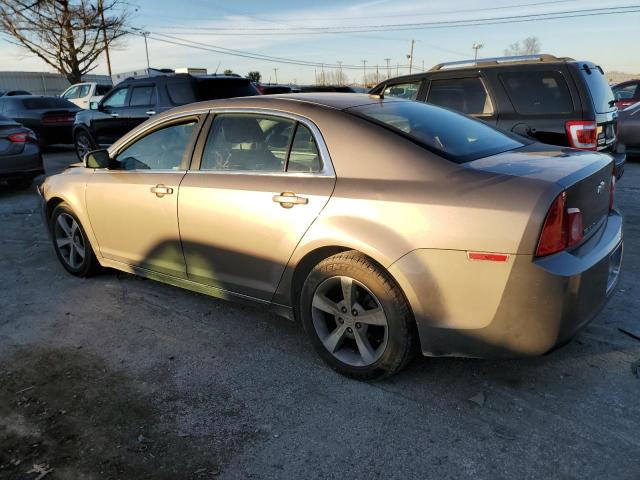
[104,111,207,172]
[189,108,335,178]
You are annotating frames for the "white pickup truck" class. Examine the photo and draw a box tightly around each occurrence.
[60,82,112,109]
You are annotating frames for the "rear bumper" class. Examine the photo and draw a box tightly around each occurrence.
[34,125,73,145]
[389,211,623,358]
[0,145,44,179]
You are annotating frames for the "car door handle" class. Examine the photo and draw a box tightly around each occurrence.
[150,184,174,197]
[272,192,308,208]
[146,110,156,115]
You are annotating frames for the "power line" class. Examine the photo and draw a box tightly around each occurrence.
[148,6,640,35]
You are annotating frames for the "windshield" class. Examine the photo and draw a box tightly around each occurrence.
[22,97,76,109]
[578,65,615,113]
[349,101,525,163]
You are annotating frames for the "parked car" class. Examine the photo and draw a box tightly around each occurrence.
[39,93,622,379]
[617,101,640,157]
[370,54,626,177]
[61,82,112,109]
[73,74,259,159]
[256,84,293,94]
[0,114,42,188]
[612,79,640,110]
[298,85,357,93]
[0,95,79,146]
[0,90,32,97]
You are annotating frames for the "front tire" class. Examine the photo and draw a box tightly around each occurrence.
[74,129,96,161]
[300,251,416,380]
[50,203,99,277]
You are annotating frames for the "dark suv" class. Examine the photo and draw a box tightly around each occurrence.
[371,54,625,176]
[73,74,259,159]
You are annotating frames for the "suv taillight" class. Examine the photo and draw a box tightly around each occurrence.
[536,192,584,257]
[565,120,597,150]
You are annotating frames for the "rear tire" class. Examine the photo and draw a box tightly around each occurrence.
[300,251,416,380]
[74,130,96,161]
[50,203,100,277]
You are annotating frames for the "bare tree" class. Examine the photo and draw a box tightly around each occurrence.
[0,0,129,84]
[504,36,541,56]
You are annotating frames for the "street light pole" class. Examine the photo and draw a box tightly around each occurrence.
[408,39,415,74]
[472,42,484,63]
[273,68,279,84]
[361,59,367,87]
[337,60,343,86]
[384,58,391,78]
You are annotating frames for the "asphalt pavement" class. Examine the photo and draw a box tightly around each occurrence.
[0,147,639,479]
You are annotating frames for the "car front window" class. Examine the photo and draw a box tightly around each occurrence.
[114,121,197,170]
[102,87,128,108]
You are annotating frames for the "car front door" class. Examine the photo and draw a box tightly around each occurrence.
[178,111,336,301]
[86,114,204,278]
[93,85,131,144]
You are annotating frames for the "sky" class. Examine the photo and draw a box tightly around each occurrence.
[0,0,639,84]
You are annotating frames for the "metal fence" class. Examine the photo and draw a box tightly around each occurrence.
[0,71,112,96]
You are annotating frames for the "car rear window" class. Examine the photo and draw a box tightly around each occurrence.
[349,101,525,163]
[22,97,76,109]
[578,65,615,113]
[500,71,573,115]
[427,77,494,116]
[195,78,259,101]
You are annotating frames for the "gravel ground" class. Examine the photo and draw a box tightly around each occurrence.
[0,148,639,480]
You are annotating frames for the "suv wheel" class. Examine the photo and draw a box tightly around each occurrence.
[300,251,416,380]
[74,130,96,161]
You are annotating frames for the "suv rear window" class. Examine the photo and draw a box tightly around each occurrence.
[22,98,76,109]
[350,101,524,163]
[578,65,615,113]
[427,77,493,116]
[500,71,573,115]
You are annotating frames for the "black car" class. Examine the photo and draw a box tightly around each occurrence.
[617,101,640,158]
[0,90,32,97]
[0,114,43,188]
[297,85,357,93]
[0,95,80,146]
[370,54,625,176]
[256,83,293,94]
[73,74,260,159]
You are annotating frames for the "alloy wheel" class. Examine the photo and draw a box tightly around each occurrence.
[76,133,92,159]
[311,276,389,367]
[54,213,86,269]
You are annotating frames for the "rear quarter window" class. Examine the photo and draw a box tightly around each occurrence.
[427,77,494,116]
[577,65,615,113]
[500,71,573,115]
[195,79,259,101]
[167,80,197,105]
[350,101,524,163]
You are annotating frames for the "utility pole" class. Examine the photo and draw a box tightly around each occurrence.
[321,63,325,85]
[384,58,391,78]
[396,63,399,76]
[472,42,484,62]
[98,0,112,76]
[407,39,415,74]
[361,59,367,87]
[142,31,150,70]
[337,60,343,86]
[375,64,379,84]
[273,68,279,83]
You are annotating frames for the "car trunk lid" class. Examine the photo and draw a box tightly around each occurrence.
[466,144,613,239]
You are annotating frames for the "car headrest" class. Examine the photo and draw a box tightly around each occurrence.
[221,117,265,144]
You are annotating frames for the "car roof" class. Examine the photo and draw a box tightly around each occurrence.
[153,92,407,122]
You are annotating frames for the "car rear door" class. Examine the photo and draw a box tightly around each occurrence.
[495,66,579,145]
[123,83,159,130]
[178,110,336,301]
[86,113,205,277]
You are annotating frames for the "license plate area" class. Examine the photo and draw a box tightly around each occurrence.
[607,242,623,293]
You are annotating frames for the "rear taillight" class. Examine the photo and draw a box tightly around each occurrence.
[565,120,597,150]
[42,114,75,125]
[536,192,584,257]
[7,130,36,143]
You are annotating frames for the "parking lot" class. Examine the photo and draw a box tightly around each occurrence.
[0,148,639,479]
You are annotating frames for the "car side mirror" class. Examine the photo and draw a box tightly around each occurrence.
[84,149,110,169]
[89,101,99,110]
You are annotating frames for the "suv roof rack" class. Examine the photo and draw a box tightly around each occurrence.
[429,54,574,71]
